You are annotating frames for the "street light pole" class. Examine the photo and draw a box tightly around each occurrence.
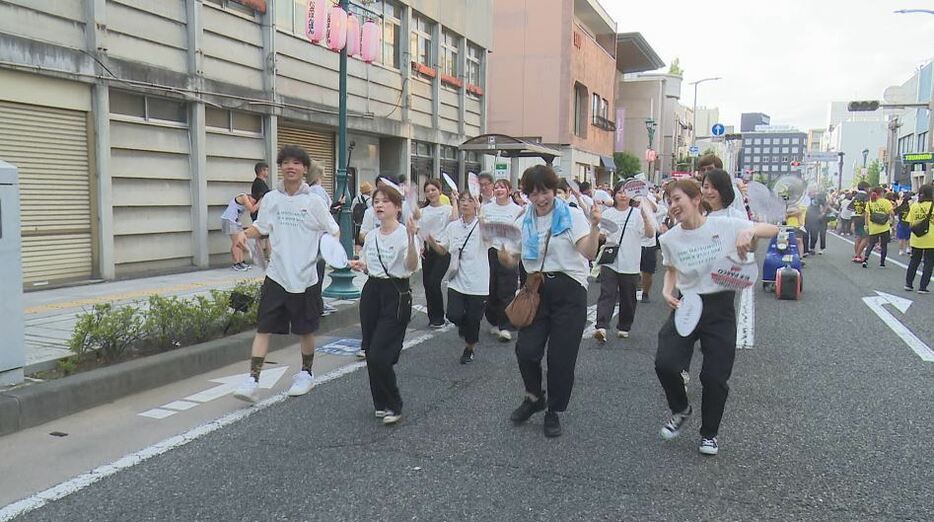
[837,151,845,191]
[689,76,722,172]
[323,0,360,299]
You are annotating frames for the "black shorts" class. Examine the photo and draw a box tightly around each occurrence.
[256,277,321,335]
[640,246,658,274]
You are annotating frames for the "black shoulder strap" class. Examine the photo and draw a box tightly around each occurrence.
[374,234,391,277]
[459,220,480,260]
[617,207,633,245]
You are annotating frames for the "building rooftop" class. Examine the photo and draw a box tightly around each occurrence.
[615,32,665,74]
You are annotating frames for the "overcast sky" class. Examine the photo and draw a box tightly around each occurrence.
[604,0,934,131]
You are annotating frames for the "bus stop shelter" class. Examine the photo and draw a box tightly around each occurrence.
[459,134,562,185]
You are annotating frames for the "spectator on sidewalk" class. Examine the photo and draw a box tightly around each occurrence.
[232,145,340,404]
[250,162,270,222]
[220,193,258,271]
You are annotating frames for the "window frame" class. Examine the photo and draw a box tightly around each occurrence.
[410,12,433,67]
[109,90,188,127]
[440,29,459,79]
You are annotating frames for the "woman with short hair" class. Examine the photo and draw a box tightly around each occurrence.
[420,179,455,328]
[905,184,934,293]
[480,178,525,342]
[500,165,601,438]
[349,187,421,425]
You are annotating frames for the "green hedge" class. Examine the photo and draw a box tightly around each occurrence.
[66,280,263,371]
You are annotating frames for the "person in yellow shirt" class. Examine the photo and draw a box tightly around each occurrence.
[439,192,451,206]
[785,205,807,258]
[862,187,895,268]
[905,184,934,293]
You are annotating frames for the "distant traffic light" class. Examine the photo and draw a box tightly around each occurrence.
[724,133,743,141]
[848,100,880,112]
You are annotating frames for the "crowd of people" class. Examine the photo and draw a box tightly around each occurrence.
[218,145,932,458]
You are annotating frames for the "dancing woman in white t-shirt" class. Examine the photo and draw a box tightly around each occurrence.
[593,182,654,343]
[500,165,601,438]
[655,179,778,456]
[349,187,421,426]
[419,179,456,328]
[480,179,525,342]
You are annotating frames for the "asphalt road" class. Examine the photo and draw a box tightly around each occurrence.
[10,234,934,521]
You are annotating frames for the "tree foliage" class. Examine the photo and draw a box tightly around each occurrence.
[669,58,683,77]
[867,159,881,187]
[613,151,642,179]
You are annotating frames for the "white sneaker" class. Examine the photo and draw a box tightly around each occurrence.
[375,410,387,418]
[680,370,690,385]
[287,370,314,397]
[698,437,719,456]
[593,328,607,343]
[233,378,259,403]
[490,326,501,336]
[617,330,629,339]
[659,406,692,440]
[498,330,512,342]
[383,411,402,425]
[355,349,366,359]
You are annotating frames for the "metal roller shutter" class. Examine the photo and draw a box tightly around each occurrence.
[0,101,92,286]
[277,125,335,195]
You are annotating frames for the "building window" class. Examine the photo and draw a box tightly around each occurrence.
[204,0,255,17]
[412,140,433,157]
[591,93,600,125]
[110,90,187,124]
[753,156,761,163]
[782,147,790,154]
[752,138,760,145]
[441,145,458,160]
[763,138,771,145]
[466,42,482,89]
[410,13,432,67]
[206,108,263,135]
[380,0,402,69]
[782,138,791,145]
[753,147,761,154]
[919,132,928,152]
[573,83,587,138]
[440,29,459,78]
[792,138,800,145]
[781,165,789,171]
[600,98,608,120]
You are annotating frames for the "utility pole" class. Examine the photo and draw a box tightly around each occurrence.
[689,76,722,172]
[837,151,845,191]
[323,0,359,298]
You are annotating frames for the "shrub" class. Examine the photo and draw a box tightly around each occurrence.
[143,295,190,350]
[69,303,143,363]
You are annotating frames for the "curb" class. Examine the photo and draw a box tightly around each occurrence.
[0,303,361,437]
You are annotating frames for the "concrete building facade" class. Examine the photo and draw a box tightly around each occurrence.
[737,127,807,184]
[884,60,933,189]
[487,0,619,185]
[822,101,888,189]
[0,0,492,287]
[616,72,684,181]
[740,112,770,133]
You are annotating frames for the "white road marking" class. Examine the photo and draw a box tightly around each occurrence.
[0,328,448,522]
[581,304,599,338]
[161,401,199,412]
[181,366,288,404]
[736,287,755,350]
[862,291,934,362]
[138,409,176,420]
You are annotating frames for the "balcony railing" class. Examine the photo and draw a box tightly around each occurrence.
[592,115,616,131]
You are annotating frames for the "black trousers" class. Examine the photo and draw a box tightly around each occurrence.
[864,230,891,265]
[906,247,934,291]
[807,222,827,251]
[446,289,486,345]
[595,267,639,332]
[655,291,736,438]
[360,277,412,414]
[486,248,519,330]
[422,248,450,325]
[515,273,587,412]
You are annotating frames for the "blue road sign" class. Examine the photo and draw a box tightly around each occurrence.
[711,123,725,136]
[689,145,700,157]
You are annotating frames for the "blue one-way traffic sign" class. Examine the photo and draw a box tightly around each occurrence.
[711,123,725,136]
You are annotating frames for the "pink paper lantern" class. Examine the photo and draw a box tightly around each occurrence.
[305,0,327,43]
[360,20,381,63]
[345,15,361,57]
[326,6,348,52]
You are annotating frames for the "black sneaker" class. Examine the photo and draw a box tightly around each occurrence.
[510,395,546,423]
[918,289,931,295]
[543,410,561,438]
[459,347,474,365]
[659,406,692,440]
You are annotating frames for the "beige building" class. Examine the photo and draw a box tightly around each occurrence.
[487,0,620,185]
[0,0,491,287]
[616,72,684,181]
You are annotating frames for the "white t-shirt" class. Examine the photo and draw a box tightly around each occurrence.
[521,206,592,289]
[362,225,421,279]
[437,217,489,296]
[361,202,414,236]
[419,203,453,239]
[709,206,750,219]
[839,199,853,219]
[309,184,331,208]
[253,185,340,293]
[600,206,648,274]
[637,200,660,248]
[659,216,755,295]
[480,199,525,250]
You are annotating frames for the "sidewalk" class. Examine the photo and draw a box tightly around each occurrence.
[23,266,366,374]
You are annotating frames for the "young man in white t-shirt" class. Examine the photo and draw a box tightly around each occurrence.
[232,145,340,403]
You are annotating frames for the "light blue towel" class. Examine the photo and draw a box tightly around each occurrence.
[521,198,573,260]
